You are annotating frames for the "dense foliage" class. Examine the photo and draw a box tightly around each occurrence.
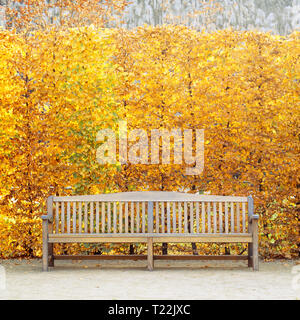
[0,25,299,258]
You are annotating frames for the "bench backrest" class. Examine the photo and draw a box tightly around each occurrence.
[48,191,253,235]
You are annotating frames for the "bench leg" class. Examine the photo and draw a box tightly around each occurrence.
[42,220,49,271]
[48,243,54,267]
[248,216,253,268]
[252,219,259,271]
[147,237,154,271]
[248,243,253,268]
[48,220,54,267]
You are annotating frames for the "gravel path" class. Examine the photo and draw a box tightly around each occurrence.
[0,259,299,300]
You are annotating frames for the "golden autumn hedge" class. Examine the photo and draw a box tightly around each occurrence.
[0,25,299,258]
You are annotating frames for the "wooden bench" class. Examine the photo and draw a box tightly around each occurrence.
[41,191,259,271]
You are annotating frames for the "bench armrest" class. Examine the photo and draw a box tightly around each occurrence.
[248,196,259,223]
[42,196,54,223]
[249,214,259,221]
[41,215,53,222]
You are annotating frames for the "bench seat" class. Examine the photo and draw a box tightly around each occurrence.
[48,233,253,243]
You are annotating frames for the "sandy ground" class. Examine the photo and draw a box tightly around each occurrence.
[0,258,299,300]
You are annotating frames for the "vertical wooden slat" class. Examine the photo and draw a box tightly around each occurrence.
[155,202,159,233]
[178,202,182,233]
[147,237,154,271]
[201,202,205,233]
[119,202,123,233]
[242,202,246,233]
[236,202,240,233]
[148,201,154,233]
[219,202,223,233]
[213,202,217,233]
[184,202,188,233]
[190,202,194,233]
[96,202,99,233]
[231,202,234,233]
[67,201,71,234]
[73,202,76,233]
[225,202,229,233]
[55,202,59,233]
[207,202,211,233]
[142,202,146,233]
[160,202,164,233]
[113,202,117,233]
[84,202,88,233]
[136,202,140,233]
[78,202,82,233]
[172,202,176,233]
[167,202,171,233]
[90,202,94,233]
[125,202,128,233]
[101,202,105,233]
[196,202,199,233]
[107,202,111,233]
[131,202,134,233]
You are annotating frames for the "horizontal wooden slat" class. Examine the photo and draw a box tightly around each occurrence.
[152,235,252,243]
[153,255,248,261]
[49,235,148,243]
[53,254,248,261]
[53,192,248,203]
[48,233,252,243]
[54,255,147,260]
